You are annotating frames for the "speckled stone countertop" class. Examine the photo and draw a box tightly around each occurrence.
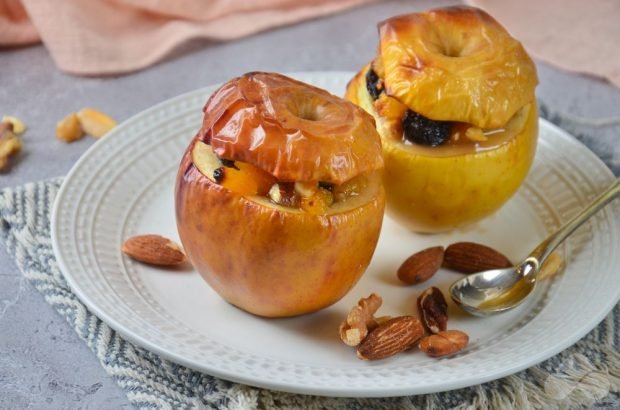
[1,0,619,408]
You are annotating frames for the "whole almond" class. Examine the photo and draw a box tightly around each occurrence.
[419,330,469,358]
[122,234,186,266]
[356,316,424,361]
[443,242,512,273]
[417,287,448,334]
[397,246,444,285]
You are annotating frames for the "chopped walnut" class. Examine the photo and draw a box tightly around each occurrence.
[339,293,383,346]
[0,123,22,171]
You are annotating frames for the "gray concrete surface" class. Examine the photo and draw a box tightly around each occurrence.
[1,0,619,408]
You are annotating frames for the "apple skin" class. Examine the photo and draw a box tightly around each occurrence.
[381,104,537,232]
[347,67,538,233]
[175,142,385,317]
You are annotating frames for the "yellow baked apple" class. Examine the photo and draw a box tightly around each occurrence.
[346,7,539,232]
[176,72,385,317]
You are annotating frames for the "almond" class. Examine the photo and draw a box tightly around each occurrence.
[122,234,186,266]
[356,316,424,360]
[397,246,444,285]
[419,330,469,357]
[417,286,448,334]
[443,242,512,273]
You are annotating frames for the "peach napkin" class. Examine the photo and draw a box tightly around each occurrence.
[468,0,620,88]
[0,0,372,75]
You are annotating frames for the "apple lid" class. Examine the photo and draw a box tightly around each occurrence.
[378,6,538,129]
[197,72,383,185]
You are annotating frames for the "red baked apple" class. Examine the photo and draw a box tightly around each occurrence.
[176,72,385,317]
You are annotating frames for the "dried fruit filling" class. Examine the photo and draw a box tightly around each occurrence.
[365,68,383,101]
[402,110,452,147]
[194,140,367,214]
[365,67,531,151]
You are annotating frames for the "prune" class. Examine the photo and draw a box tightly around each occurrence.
[402,110,452,147]
[220,158,239,170]
[365,68,383,100]
[213,167,225,182]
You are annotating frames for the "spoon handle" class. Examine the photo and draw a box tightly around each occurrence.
[529,178,620,271]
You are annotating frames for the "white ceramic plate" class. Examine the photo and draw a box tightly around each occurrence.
[51,72,620,397]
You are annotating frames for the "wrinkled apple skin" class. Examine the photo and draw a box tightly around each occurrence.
[175,145,385,317]
[380,103,538,233]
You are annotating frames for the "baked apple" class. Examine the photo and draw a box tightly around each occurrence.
[346,6,538,232]
[176,72,385,317]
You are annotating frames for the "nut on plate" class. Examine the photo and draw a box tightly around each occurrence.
[339,293,382,346]
[417,286,448,334]
[397,246,444,285]
[444,242,512,273]
[419,330,469,358]
[356,316,424,360]
[122,234,186,266]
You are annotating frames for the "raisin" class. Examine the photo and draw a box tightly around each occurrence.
[220,158,239,170]
[402,110,452,147]
[365,68,383,100]
[213,167,225,183]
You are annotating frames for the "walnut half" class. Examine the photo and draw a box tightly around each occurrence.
[339,293,382,346]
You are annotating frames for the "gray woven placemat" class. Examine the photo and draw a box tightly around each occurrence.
[1,110,620,409]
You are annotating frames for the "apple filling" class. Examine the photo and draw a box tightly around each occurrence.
[192,140,373,214]
[365,67,531,157]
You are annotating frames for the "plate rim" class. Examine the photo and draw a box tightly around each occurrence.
[51,71,619,397]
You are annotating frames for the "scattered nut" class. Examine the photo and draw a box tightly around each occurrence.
[356,316,424,360]
[339,293,382,346]
[77,108,117,138]
[417,286,448,334]
[538,251,565,281]
[56,113,84,143]
[0,124,22,171]
[122,234,186,266]
[2,115,26,134]
[419,330,469,357]
[444,242,512,273]
[0,122,13,134]
[397,246,444,285]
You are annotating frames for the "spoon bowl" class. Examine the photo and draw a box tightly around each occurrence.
[450,261,537,316]
[450,178,620,316]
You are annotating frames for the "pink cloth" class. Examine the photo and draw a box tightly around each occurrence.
[468,0,620,88]
[0,0,372,75]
